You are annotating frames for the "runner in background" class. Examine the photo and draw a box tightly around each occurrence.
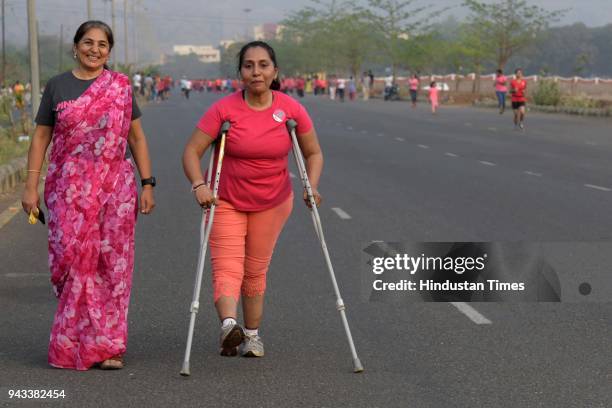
[510,68,527,130]
[328,75,337,100]
[348,76,356,101]
[296,76,305,98]
[429,81,439,115]
[495,69,508,114]
[361,71,370,101]
[409,74,420,108]
[337,76,346,102]
[180,76,192,99]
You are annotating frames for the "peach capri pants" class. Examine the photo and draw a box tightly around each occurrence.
[209,192,293,302]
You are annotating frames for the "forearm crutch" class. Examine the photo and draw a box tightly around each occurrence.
[286,119,364,373]
[180,121,231,376]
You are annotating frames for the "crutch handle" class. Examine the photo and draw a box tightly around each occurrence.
[286,119,298,132]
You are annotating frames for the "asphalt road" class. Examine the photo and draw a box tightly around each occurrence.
[0,91,610,408]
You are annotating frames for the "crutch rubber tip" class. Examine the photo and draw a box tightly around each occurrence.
[180,364,191,376]
[353,358,364,373]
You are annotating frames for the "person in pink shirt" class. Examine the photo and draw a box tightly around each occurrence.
[182,41,323,358]
[409,74,420,108]
[495,69,508,114]
[429,81,439,114]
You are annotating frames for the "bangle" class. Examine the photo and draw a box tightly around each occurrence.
[27,169,41,173]
[191,182,207,192]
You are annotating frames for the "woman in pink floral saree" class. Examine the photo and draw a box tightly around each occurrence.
[22,21,155,370]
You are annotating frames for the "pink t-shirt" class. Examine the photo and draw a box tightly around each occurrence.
[409,78,419,90]
[495,75,507,92]
[429,86,438,101]
[197,90,314,211]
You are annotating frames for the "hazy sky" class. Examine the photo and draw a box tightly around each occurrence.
[3,0,611,63]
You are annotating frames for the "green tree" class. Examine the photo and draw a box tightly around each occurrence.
[219,42,245,78]
[463,0,566,69]
[362,0,444,80]
[280,0,377,77]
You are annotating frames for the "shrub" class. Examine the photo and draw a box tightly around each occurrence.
[533,79,562,106]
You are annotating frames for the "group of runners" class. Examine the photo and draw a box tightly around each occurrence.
[494,68,528,130]
[132,72,174,102]
[149,68,529,129]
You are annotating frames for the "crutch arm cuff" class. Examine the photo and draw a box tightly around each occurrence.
[286,119,298,132]
[220,121,231,134]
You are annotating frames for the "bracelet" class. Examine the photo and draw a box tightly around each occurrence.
[191,182,207,193]
[27,169,41,173]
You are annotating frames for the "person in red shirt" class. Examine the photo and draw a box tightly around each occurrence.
[494,69,508,114]
[183,41,323,358]
[296,76,305,98]
[510,68,527,130]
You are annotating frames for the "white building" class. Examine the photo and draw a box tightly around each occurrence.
[172,45,221,63]
[253,23,284,41]
[219,40,236,49]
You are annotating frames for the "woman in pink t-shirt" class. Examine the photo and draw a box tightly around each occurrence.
[408,74,420,108]
[183,41,323,358]
[494,69,508,114]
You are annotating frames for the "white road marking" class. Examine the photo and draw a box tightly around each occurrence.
[487,127,497,132]
[524,171,542,177]
[479,161,496,166]
[395,137,405,142]
[464,122,472,127]
[331,207,352,220]
[361,130,368,134]
[586,142,597,146]
[377,133,384,137]
[445,152,458,157]
[450,302,492,325]
[347,126,353,130]
[417,144,430,149]
[585,184,611,192]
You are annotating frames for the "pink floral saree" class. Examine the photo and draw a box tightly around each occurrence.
[44,70,137,370]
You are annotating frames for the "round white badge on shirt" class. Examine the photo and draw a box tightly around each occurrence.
[272,109,285,123]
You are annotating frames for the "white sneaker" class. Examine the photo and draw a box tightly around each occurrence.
[219,323,244,356]
[240,334,264,357]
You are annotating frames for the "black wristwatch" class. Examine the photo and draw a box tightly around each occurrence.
[141,177,156,187]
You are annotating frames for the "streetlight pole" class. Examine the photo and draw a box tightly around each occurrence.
[87,0,92,20]
[1,0,5,85]
[111,0,117,70]
[243,8,252,41]
[27,0,40,119]
[124,0,128,68]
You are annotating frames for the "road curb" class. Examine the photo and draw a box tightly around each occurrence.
[0,156,27,194]
[473,100,611,117]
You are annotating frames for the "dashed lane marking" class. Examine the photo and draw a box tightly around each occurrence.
[479,161,496,166]
[331,207,352,220]
[585,184,611,192]
[450,302,492,325]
